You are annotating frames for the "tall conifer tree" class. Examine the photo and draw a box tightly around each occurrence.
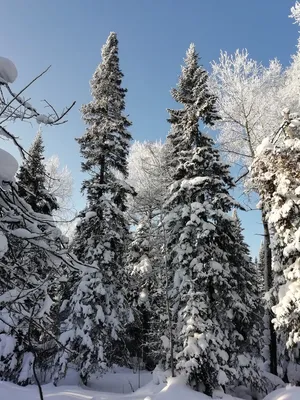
[163,44,260,394]
[55,32,134,384]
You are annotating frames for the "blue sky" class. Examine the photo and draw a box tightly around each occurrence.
[0,0,298,257]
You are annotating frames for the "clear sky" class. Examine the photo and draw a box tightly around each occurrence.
[0,0,298,257]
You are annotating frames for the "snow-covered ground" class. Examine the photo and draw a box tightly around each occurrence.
[264,386,300,400]
[0,367,299,400]
[0,380,238,400]
[0,368,239,400]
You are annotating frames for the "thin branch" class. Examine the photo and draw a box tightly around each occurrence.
[43,99,59,119]
[0,126,28,158]
[0,66,51,118]
[51,101,76,125]
[219,149,253,159]
[235,169,250,184]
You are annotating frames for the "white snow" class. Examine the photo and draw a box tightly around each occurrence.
[263,386,300,400]
[139,287,149,302]
[85,211,97,220]
[36,114,54,125]
[256,138,274,156]
[0,367,242,400]
[289,119,300,128]
[209,260,223,271]
[133,255,152,275]
[0,56,18,83]
[0,148,18,188]
[290,1,300,25]
[0,230,8,257]
[154,376,210,400]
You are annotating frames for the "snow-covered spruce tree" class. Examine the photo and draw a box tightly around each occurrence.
[0,134,74,386]
[251,114,300,381]
[256,239,272,367]
[163,43,260,395]
[0,159,74,386]
[230,210,262,378]
[55,32,134,385]
[16,130,63,370]
[126,216,158,370]
[17,131,58,215]
[257,241,265,294]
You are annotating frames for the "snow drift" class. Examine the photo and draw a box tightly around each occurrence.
[263,386,300,400]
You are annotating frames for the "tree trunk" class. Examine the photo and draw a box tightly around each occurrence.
[262,213,277,375]
[160,211,175,377]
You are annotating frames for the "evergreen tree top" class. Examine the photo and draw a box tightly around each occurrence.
[17,130,58,215]
[29,129,44,155]
[165,44,222,177]
[231,208,251,256]
[101,32,118,59]
[82,31,130,127]
[170,43,219,126]
[78,32,132,185]
[232,208,243,231]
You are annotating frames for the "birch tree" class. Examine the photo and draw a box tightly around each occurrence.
[210,48,287,376]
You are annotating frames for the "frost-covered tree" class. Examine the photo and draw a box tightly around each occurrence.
[283,1,300,111]
[251,114,300,380]
[44,154,75,225]
[17,131,58,215]
[55,32,134,385]
[127,141,168,220]
[163,44,259,395]
[126,141,171,370]
[210,49,284,169]
[209,47,288,376]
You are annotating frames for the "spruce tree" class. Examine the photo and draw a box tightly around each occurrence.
[0,147,67,385]
[256,239,271,367]
[163,44,259,395]
[231,209,261,345]
[17,131,58,215]
[126,217,156,370]
[16,131,62,375]
[257,240,265,295]
[55,32,134,384]
[230,210,262,383]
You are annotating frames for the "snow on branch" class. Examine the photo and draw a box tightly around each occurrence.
[0,58,76,158]
[0,148,18,189]
[0,65,76,126]
[290,1,300,25]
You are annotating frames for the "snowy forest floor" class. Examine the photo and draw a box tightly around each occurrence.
[0,367,299,400]
[0,367,238,400]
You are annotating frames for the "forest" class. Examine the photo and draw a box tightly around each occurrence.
[1,2,300,400]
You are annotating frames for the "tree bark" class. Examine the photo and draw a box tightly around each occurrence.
[262,213,277,375]
[160,211,175,377]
